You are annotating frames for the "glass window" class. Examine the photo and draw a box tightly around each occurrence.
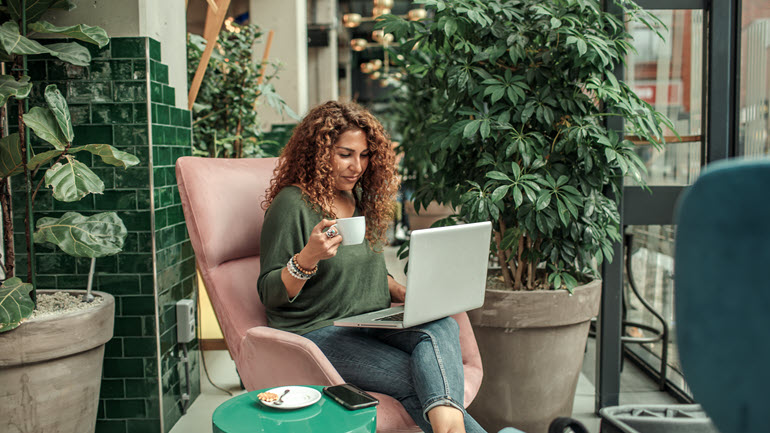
[739,1,770,157]
[625,10,703,186]
[625,225,685,392]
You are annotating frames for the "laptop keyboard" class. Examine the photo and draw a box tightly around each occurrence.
[373,312,404,322]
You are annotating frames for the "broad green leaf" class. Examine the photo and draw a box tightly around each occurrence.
[522,184,538,203]
[44,42,91,66]
[563,195,580,218]
[6,0,62,23]
[45,156,105,202]
[577,38,587,56]
[0,75,32,106]
[521,104,536,123]
[487,171,510,181]
[444,18,457,37]
[490,185,510,202]
[0,133,23,178]
[535,192,551,211]
[543,107,554,125]
[513,186,523,207]
[463,120,480,139]
[491,87,505,103]
[562,273,579,292]
[34,211,127,258]
[70,143,140,168]
[44,85,74,142]
[0,277,34,333]
[27,149,64,170]
[29,21,109,48]
[561,185,581,196]
[0,21,51,55]
[511,162,522,179]
[556,198,570,227]
[480,120,491,138]
[605,148,617,162]
[22,106,68,150]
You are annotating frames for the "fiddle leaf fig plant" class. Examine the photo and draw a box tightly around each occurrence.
[34,212,127,258]
[0,2,138,329]
[0,277,34,332]
[383,0,676,291]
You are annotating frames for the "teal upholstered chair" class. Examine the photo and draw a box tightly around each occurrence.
[601,158,770,433]
[675,158,770,433]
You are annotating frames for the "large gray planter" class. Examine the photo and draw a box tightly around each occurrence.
[466,280,601,433]
[0,290,114,433]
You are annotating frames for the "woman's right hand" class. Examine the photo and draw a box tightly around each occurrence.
[296,219,343,269]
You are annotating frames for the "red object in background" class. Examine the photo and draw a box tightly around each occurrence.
[633,81,684,106]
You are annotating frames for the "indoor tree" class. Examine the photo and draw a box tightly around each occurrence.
[382,0,676,291]
[187,22,298,158]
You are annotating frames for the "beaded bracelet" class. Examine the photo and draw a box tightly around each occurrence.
[286,254,318,280]
[293,254,318,276]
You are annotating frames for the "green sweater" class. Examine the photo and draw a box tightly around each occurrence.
[257,186,391,335]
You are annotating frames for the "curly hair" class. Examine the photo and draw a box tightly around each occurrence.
[263,101,399,247]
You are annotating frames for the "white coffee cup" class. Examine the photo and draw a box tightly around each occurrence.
[334,216,366,246]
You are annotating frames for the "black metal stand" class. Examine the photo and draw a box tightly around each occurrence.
[590,232,670,391]
[622,232,670,391]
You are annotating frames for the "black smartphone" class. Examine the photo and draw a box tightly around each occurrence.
[323,383,379,410]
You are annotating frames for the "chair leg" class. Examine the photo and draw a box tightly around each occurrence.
[548,417,589,433]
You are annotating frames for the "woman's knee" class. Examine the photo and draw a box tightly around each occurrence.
[422,316,460,340]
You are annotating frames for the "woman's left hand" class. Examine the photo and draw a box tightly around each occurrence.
[388,276,406,303]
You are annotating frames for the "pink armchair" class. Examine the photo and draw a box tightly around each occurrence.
[176,156,483,432]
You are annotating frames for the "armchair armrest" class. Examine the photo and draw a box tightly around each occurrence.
[452,312,483,407]
[236,326,346,391]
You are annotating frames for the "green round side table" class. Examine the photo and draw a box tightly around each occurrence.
[212,385,377,433]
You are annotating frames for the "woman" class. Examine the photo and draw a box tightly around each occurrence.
[258,101,487,433]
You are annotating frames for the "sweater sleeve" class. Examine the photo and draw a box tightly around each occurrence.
[257,189,314,309]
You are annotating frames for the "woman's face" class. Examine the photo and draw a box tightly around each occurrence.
[331,128,370,193]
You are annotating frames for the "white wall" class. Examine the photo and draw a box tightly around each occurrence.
[250,0,309,126]
[307,0,339,107]
[43,0,189,108]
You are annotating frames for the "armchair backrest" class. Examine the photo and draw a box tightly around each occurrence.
[176,156,278,360]
[674,158,770,433]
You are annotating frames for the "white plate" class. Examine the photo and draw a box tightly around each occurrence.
[259,386,322,410]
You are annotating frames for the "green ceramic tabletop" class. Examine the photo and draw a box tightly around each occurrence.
[212,385,377,433]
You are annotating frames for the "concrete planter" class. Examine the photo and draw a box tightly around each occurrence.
[466,280,602,433]
[0,290,115,433]
[404,200,456,231]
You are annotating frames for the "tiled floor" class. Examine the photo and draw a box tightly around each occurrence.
[170,247,678,433]
[169,342,677,433]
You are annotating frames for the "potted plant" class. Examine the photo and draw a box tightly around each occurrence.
[387,70,458,230]
[0,3,137,432]
[187,22,298,159]
[382,1,674,432]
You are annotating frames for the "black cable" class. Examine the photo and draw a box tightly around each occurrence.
[197,289,234,396]
[180,342,191,414]
[201,348,234,396]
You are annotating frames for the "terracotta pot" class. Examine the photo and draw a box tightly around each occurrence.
[466,280,602,433]
[0,290,115,433]
[404,200,456,231]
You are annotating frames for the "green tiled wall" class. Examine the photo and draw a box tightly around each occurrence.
[13,37,199,433]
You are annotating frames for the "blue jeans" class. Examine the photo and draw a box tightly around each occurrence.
[304,317,487,433]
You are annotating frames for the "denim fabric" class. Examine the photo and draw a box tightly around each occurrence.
[304,317,487,433]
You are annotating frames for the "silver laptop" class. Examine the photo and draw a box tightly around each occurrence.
[334,221,492,329]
